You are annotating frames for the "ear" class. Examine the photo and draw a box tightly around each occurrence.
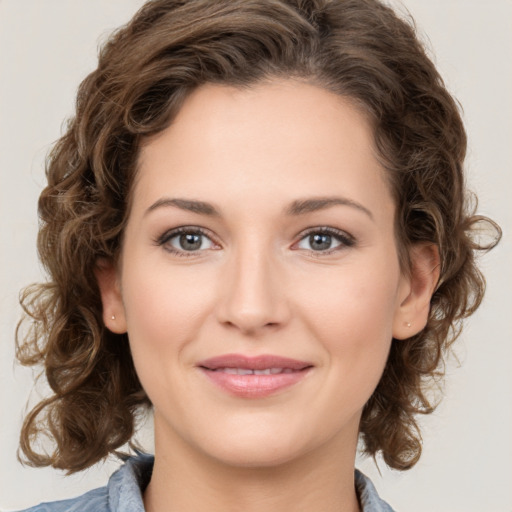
[393,243,440,340]
[94,258,127,334]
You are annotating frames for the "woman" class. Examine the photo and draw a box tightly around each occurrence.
[13,0,500,511]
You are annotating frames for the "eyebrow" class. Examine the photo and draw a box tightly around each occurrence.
[286,197,374,220]
[145,195,373,220]
[145,198,220,217]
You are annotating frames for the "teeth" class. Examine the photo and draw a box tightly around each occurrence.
[218,367,288,375]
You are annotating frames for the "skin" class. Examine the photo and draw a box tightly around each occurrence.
[97,79,439,512]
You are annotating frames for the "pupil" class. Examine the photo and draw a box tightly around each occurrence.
[180,233,201,251]
[310,233,331,250]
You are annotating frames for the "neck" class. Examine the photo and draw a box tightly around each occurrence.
[144,422,361,512]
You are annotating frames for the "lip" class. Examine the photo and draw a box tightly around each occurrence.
[196,354,313,398]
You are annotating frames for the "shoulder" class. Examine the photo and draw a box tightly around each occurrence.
[15,486,108,512]
[16,453,154,512]
[355,469,397,512]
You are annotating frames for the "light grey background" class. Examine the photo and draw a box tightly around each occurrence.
[1,1,510,510]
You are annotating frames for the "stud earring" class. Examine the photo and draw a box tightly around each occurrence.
[111,315,116,320]
[406,322,411,328]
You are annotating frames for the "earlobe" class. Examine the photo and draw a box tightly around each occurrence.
[94,258,127,334]
[393,244,440,340]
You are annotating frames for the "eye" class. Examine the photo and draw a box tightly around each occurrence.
[157,227,218,255]
[294,228,355,253]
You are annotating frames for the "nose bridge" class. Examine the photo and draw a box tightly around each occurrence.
[217,235,288,333]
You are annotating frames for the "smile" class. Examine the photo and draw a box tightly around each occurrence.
[212,367,297,375]
[197,354,313,398]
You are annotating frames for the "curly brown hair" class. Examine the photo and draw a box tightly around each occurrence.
[17,0,500,474]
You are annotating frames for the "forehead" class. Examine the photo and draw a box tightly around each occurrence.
[134,79,393,221]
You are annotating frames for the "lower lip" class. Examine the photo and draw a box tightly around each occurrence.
[199,368,311,398]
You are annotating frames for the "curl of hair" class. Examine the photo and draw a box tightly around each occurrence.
[17,0,501,473]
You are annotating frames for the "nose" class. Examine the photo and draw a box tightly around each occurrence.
[216,243,290,335]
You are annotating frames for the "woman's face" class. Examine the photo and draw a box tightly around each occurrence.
[100,79,417,468]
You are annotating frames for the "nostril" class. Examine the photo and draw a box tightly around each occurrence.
[215,267,291,333]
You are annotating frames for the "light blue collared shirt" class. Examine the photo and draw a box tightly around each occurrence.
[19,454,395,511]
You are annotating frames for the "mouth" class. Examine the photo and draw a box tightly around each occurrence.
[208,367,299,375]
[196,354,313,398]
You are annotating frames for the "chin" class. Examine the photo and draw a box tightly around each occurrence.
[190,417,332,470]
[206,438,307,469]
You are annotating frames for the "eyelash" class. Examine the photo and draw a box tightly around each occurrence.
[155,226,356,257]
[294,226,356,255]
[155,226,218,257]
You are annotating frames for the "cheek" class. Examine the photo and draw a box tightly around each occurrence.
[123,259,212,336]
[299,259,400,337]
[296,259,400,384]
[120,261,216,387]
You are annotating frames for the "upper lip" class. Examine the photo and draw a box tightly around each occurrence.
[197,354,313,371]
